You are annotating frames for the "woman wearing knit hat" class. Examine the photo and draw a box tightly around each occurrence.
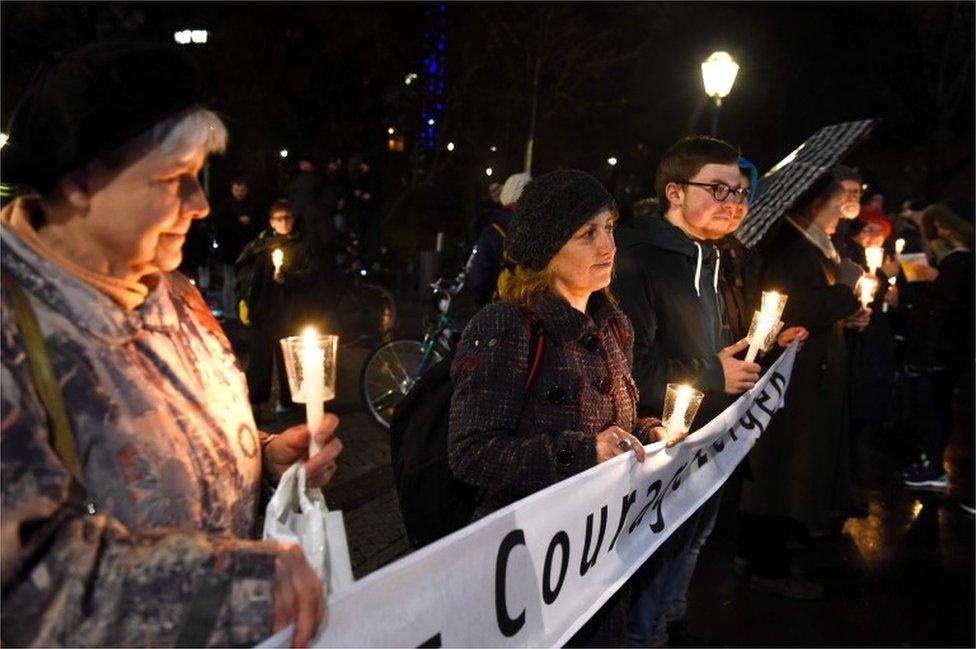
[1,42,335,647]
[448,169,666,646]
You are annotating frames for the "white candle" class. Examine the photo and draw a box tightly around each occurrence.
[882,275,897,313]
[272,248,284,274]
[895,238,906,256]
[667,385,695,437]
[865,246,884,276]
[436,232,444,253]
[858,276,878,308]
[301,326,325,456]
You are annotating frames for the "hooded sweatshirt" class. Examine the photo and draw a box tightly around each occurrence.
[611,212,732,424]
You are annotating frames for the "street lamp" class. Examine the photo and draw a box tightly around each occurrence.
[279,149,289,158]
[701,51,739,136]
[607,157,618,166]
[446,142,455,152]
[485,167,493,177]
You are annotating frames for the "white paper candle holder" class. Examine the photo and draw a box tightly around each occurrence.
[662,383,704,442]
[281,331,339,403]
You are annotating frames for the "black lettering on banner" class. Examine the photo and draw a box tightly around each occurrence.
[628,480,662,534]
[417,634,442,647]
[542,531,570,605]
[495,529,527,637]
[648,462,687,534]
[769,371,787,398]
[692,447,709,469]
[669,462,689,492]
[754,388,775,416]
[738,408,766,435]
[728,426,740,442]
[608,491,637,551]
[712,437,725,452]
[579,506,608,576]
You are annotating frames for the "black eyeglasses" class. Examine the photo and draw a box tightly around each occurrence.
[678,181,748,204]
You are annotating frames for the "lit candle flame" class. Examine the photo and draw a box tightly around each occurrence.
[668,384,695,436]
[272,248,284,273]
[894,238,906,255]
[864,246,884,276]
[858,277,878,308]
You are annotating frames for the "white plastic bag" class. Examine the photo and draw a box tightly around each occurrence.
[263,463,354,594]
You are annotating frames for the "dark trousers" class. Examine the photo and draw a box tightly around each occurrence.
[909,368,961,463]
[245,322,293,406]
[737,513,792,579]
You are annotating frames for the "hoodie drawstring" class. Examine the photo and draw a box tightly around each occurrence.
[691,241,721,297]
[692,242,703,297]
[713,247,721,294]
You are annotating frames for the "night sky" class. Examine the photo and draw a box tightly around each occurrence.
[2,2,972,247]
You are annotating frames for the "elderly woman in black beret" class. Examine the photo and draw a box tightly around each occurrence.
[1,43,338,647]
[448,169,666,646]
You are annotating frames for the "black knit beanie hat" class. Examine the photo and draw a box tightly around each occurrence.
[506,169,616,271]
[1,41,206,193]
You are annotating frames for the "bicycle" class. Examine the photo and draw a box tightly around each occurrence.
[359,247,475,429]
[330,231,397,348]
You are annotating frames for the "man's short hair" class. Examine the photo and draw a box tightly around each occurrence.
[832,165,862,185]
[269,199,291,218]
[231,178,248,187]
[654,136,740,209]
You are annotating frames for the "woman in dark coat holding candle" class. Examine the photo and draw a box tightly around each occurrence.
[448,170,666,646]
[738,167,869,599]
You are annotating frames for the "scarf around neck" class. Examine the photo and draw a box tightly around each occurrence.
[785,214,840,263]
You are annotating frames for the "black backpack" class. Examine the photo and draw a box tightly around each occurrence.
[390,315,546,548]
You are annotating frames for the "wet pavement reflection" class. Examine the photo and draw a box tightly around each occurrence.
[686,424,974,647]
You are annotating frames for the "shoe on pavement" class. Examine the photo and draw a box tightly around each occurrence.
[903,463,948,491]
[749,574,824,600]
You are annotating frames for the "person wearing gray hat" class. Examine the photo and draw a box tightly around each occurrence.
[448,169,667,646]
[1,42,337,647]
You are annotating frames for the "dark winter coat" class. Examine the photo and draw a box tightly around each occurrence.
[448,292,659,520]
[286,171,337,250]
[844,244,896,422]
[906,248,975,372]
[740,218,861,527]
[234,228,321,330]
[212,196,260,265]
[717,234,752,341]
[467,209,513,305]
[611,213,732,425]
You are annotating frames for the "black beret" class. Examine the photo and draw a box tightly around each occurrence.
[506,169,616,271]
[1,41,206,193]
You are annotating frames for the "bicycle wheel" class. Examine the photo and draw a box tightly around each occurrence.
[360,338,443,429]
[337,282,398,347]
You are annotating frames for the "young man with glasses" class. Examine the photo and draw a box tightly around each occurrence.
[612,136,761,647]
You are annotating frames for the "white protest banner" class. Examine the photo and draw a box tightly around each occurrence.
[260,344,798,648]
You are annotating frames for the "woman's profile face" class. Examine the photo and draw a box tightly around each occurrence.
[548,209,617,299]
[82,144,210,279]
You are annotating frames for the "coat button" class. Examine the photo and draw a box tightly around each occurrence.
[580,333,600,352]
[596,376,613,395]
[556,447,575,467]
[546,386,566,405]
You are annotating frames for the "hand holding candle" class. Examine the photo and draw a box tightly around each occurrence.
[281,327,339,457]
[662,383,704,443]
[857,276,878,308]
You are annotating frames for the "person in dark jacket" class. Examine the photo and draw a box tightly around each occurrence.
[612,136,764,647]
[286,155,337,255]
[738,166,871,600]
[449,169,665,647]
[236,199,321,420]
[467,172,532,304]
[901,204,975,491]
[212,178,260,319]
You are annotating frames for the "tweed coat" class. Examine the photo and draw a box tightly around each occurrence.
[448,291,660,520]
[0,200,277,647]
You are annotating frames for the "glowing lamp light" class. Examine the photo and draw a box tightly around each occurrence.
[701,51,739,105]
[279,149,289,158]
[427,118,435,126]
[174,29,208,45]
[485,167,493,177]
[388,127,395,135]
[446,142,455,152]
[607,157,618,166]
[0,133,8,149]
[404,72,418,86]
[490,146,498,153]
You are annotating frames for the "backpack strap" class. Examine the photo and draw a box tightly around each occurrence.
[522,313,546,390]
[1,274,85,485]
[490,222,507,239]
